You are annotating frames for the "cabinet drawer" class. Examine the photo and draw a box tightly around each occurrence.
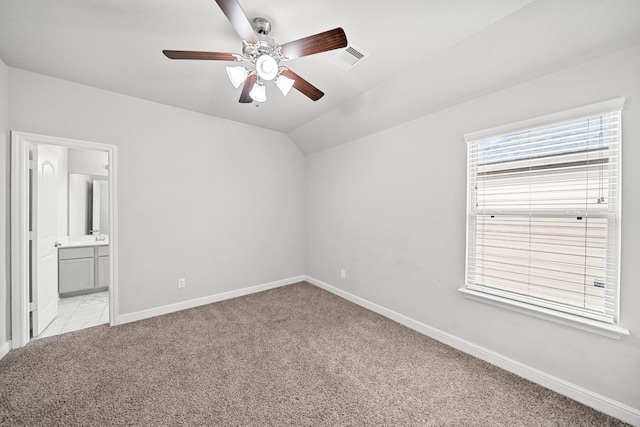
[59,247,95,260]
[98,246,109,257]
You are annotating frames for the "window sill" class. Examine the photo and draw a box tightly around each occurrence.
[458,287,630,340]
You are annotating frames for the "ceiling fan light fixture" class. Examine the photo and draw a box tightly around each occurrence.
[255,55,278,81]
[249,81,267,103]
[226,66,249,88]
[275,74,295,96]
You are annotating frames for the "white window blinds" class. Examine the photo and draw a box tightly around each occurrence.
[465,105,622,323]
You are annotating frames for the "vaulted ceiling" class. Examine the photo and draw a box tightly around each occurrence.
[1,0,639,154]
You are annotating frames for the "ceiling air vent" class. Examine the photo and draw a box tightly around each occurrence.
[329,45,369,71]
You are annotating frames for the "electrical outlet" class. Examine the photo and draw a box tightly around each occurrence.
[178,278,186,288]
[340,269,346,279]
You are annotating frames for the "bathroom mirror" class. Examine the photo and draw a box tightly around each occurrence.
[68,174,109,236]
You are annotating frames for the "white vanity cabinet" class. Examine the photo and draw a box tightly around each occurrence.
[97,246,110,289]
[59,245,109,296]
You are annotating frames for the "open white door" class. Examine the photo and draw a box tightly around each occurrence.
[31,144,59,337]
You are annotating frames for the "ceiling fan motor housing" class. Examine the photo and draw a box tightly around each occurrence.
[252,17,271,35]
[242,19,283,72]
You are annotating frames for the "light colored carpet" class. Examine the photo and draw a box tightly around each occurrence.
[0,282,627,426]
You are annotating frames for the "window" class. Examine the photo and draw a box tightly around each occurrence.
[463,99,625,330]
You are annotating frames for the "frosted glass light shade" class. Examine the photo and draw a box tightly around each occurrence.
[226,66,249,88]
[255,55,278,81]
[249,82,267,102]
[275,75,295,96]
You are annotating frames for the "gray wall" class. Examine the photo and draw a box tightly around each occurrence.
[8,68,306,316]
[306,44,640,410]
[0,58,8,355]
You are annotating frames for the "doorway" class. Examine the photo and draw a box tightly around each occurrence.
[11,132,118,349]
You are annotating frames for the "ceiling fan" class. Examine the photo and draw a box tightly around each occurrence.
[163,0,348,105]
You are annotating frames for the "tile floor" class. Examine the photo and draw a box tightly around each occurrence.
[36,291,109,339]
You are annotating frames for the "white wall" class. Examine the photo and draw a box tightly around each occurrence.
[0,58,9,356]
[8,68,306,316]
[306,43,640,414]
[68,148,108,176]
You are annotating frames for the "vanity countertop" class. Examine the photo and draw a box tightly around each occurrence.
[58,236,109,248]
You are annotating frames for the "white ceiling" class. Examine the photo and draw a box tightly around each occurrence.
[1,0,639,154]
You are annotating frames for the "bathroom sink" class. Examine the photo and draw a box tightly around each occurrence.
[57,235,109,247]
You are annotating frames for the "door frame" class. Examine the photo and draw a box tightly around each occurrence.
[11,131,119,349]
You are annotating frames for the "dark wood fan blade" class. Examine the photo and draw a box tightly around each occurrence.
[280,28,347,60]
[163,50,239,61]
[215,0,259,44]
[239,74,258,103]
[281,69,324,101]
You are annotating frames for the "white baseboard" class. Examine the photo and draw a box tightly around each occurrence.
[115,276,305,326]
[305,275,640,426]
[0,340,11,360]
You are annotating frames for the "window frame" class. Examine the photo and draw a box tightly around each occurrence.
[459,98,629,339]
